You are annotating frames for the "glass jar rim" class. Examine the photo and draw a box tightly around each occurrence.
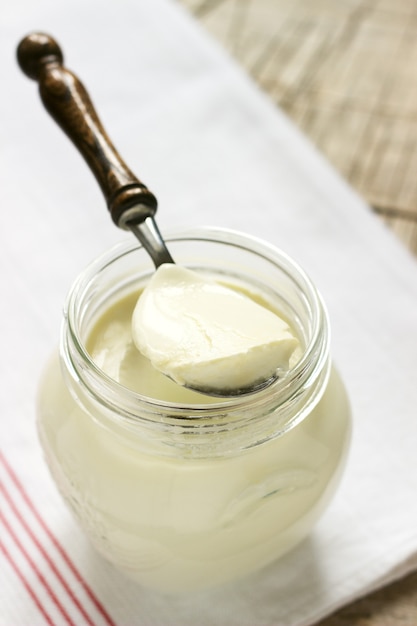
[63,226,330,425]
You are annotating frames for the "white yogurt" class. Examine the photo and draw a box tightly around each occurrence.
[131,264,299,392]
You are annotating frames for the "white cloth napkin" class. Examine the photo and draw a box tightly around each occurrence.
[1,0,417,624]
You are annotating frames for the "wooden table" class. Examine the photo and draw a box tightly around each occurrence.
[179,1,417,623]
[180,0,417,257]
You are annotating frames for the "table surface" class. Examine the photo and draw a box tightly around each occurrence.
[180,0,417,258]
[179,1,417,623]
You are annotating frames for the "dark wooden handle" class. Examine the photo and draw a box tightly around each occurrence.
[16,32,157,227]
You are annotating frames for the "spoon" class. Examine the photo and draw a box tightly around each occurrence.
[16,32,284,398]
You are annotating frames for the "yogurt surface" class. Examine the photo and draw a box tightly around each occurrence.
[88,272,301,403]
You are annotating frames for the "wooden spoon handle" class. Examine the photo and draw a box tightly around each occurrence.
[17,32,157,228]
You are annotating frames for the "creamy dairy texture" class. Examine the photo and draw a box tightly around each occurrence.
[131,264,299,392]
[88,290,217,403]
[89,273,300,402]
[38,349,351,592]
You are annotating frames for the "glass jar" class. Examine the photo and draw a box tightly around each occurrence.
[37,227,351,593]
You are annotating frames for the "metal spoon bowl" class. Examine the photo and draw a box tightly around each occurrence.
[17,32,278,398]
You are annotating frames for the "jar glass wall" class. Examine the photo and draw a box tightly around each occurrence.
[37,228,351,592]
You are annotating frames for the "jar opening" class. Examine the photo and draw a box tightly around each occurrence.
[61,228,330,448]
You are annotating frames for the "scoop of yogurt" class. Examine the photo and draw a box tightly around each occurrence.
[131,264,300,393]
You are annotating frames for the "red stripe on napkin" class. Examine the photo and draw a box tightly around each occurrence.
[0,451,117,626]
[0,539,56,626]
[0,508,78,625]
[1,480,98,626]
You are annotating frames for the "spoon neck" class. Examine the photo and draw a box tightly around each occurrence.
[127,215,175,267]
